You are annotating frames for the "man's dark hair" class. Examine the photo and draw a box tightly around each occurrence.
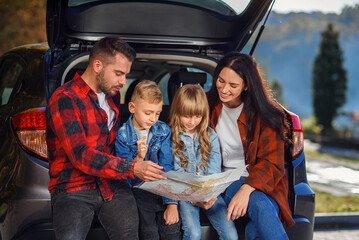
[90,37,136,64]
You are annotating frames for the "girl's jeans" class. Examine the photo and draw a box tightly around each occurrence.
[179,195,238,240]
[223,176,289,240]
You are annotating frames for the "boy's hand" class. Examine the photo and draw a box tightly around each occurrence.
[136,136,148,161]
[164,204,179,225]
[133,160,166,181]
[192,197,217,210]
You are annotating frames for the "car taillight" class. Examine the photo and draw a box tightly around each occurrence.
[288,111,304,158]
[11,107,47,159]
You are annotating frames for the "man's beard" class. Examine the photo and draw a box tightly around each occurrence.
[97,70,122,96]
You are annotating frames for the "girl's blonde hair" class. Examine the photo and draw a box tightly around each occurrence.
[169,84,211,173]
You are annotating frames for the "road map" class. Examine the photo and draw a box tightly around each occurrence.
[135,166,246,202]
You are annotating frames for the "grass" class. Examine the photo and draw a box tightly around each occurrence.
[314,189,359,213]
[304,149,359,164]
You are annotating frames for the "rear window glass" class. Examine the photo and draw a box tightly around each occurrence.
[68,0,251,16]
[123,67,212,106]
[0,59,23,106]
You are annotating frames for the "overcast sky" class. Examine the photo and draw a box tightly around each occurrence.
[272,0,359,13]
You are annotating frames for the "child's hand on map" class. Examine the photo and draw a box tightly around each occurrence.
[136,136,148,161]
[164,204,179,225]
[192,197,217,210]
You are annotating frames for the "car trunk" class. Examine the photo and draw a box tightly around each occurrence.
[46,0,273,55]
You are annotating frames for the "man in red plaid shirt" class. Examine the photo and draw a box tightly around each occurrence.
[46,37,166,240]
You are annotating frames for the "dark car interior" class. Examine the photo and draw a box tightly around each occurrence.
[62,57,213,125]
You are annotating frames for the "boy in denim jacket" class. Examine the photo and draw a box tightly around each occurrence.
[115,80,180,240]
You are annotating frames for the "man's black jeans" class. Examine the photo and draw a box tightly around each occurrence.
[51,181,139,240]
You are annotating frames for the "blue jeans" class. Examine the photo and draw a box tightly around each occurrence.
[51,181,139,240]
[132,188,181,240]
[179,196,238,240]
[223,177,288,240]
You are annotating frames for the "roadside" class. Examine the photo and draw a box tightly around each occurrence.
[305,139,359,239]
[313,228,359,240]
[305,138,359,197]
[304,139,359,165]
[314,212,359,229]
[314,214,359,240]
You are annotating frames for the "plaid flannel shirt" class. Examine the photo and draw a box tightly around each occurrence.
[46,73,135,201]
[210,102,295,227]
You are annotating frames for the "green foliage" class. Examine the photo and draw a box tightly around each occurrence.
[0,0,47,55]
[314,189,359,213]
[256,58,286,107]
[305,149,359,164]
[268,77,284,104]
[312,23,347,133]
[302,116,322,136]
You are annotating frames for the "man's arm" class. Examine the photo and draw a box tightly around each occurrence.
[133,160,166,181]
[48,93,134,179]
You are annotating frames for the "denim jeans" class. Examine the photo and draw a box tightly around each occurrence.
[132,188,181,240]
[51,181,139,240]
[223,176,289,240]
[179,196,238,240]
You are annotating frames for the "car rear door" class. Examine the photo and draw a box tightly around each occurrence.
[46,0,273,56]
[0,53,26,221]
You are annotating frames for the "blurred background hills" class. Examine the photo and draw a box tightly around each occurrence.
[252,5,359,124]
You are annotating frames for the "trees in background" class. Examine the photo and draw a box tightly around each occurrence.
[269,78,284,105]
[0,0,47,56]
[312,23,347,134]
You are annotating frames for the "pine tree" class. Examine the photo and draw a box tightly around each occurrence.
[312,23,347,134]
[269,78,284,105]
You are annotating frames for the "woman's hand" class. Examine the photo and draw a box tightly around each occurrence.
[163,204,179,225]
[227,184,255,221]
[192,198,217,210]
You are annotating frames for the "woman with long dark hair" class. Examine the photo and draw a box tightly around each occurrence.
[207,52,295,239]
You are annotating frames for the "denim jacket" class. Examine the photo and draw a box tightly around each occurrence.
[172,128,222,175]
[115,114,177,204]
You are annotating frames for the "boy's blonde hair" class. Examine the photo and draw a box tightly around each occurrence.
[131,80,163,104]
[169,84,211,173]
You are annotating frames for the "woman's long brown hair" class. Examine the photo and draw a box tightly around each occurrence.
[207,52,291,149]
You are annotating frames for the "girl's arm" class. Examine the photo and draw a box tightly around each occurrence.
[192,129,222,209]
[158,126,176,172]
[206,129,222,175]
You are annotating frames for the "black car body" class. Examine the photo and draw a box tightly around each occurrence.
[0,0,315,239]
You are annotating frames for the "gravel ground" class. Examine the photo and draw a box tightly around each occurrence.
[314,229,359,240]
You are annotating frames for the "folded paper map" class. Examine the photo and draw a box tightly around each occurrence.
[135,165,246,202]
